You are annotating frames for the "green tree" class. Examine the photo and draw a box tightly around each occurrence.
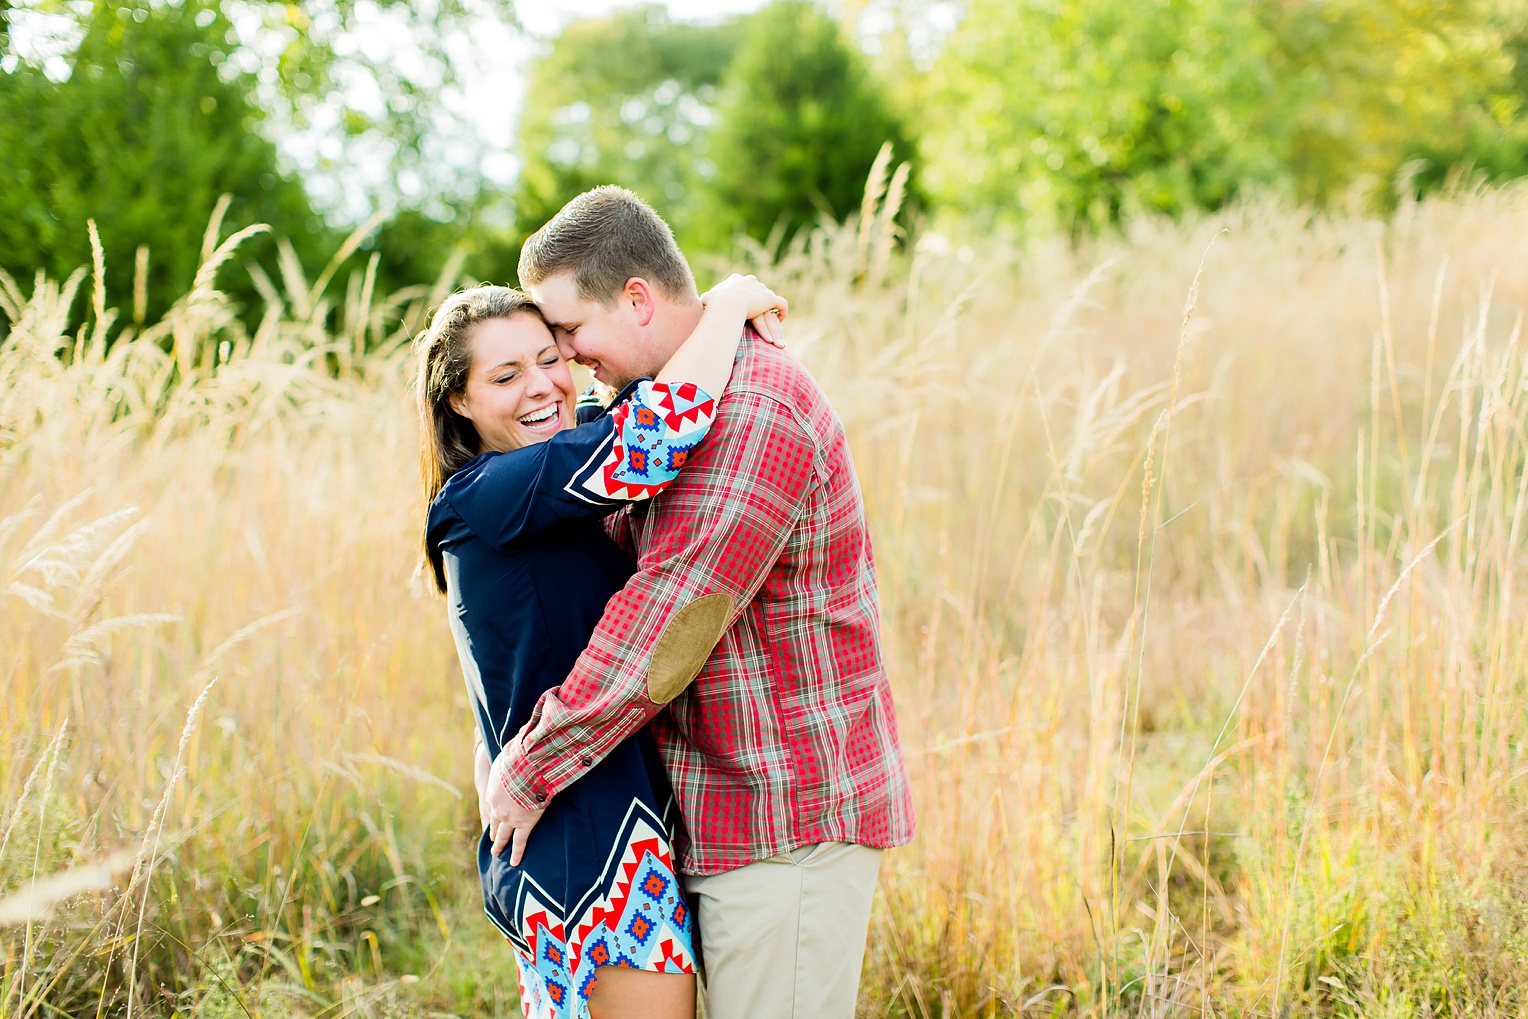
[1406,32,1528,195]
[237,0,519,212]
[0,0,509,327]
[923,0,1283,234]
[0,0,327,323]
[922,0,1520,233]
[705,0,916,248]
[1262,0,1519,204]
[510,5,742,259]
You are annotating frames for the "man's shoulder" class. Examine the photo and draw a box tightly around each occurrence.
[723,338,839,443]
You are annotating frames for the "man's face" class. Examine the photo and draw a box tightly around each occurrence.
[529,273,652,390]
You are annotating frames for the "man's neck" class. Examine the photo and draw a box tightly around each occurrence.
[648,297,705,374]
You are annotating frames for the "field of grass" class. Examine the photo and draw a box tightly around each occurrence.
[6,183,1528,1017]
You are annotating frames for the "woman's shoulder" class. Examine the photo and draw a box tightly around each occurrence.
[433,451,502,511]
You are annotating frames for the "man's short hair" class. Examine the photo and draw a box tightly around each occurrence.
[518,185,698,304]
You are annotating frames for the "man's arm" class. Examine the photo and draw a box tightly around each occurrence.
[495,389,819,810]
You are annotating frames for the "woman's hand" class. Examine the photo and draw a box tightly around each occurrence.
[701,274,787,348]
[485,737,546,867]
[657,273,784,395]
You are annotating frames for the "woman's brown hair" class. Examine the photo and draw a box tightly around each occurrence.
[412,285,544,593]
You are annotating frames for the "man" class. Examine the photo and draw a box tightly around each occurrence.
[486,185,914,1018]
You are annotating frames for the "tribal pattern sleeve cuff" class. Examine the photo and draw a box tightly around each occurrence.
[576,381,716,502]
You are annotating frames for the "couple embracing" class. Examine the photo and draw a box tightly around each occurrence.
[413,186,914,1019]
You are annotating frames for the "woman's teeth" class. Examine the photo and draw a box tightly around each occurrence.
[519,405,557,426]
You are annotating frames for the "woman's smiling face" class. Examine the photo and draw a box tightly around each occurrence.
[448,312,576,453]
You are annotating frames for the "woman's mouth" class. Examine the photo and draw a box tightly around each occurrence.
[517,402,561,433]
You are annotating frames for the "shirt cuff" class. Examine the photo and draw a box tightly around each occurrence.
[496,735,555,811]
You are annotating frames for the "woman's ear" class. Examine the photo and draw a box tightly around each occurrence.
[448,391,471,421]
[624,277,656,328]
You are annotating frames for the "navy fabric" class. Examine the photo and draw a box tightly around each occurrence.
[427,383,681,948]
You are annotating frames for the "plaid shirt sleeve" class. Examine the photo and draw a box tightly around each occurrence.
[496,388,817,810]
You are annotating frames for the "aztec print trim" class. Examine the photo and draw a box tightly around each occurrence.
[486,798,695,1019]
[567,381,715,504]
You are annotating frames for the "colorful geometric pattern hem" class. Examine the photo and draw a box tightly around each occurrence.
[487,801,695,1019]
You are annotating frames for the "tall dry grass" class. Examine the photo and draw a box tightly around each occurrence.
[6,177,1528,1017]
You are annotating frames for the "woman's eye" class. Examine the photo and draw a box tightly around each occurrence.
[539,357,559,367]
[494,374,517,385]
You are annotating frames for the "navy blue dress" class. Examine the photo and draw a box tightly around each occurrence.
[427,379,716,1018]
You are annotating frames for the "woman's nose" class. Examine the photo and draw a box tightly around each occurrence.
[523,364,555,397]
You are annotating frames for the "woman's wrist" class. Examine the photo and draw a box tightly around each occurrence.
[704,290,754,320]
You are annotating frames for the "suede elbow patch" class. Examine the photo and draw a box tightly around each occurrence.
[646,593,734,703]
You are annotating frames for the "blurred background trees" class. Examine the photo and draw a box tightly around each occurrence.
[703,0,915,249]
[0,0,517,320]
[0,0,324,323]
[3,0,1528,332]
[922,0,1286,233]
[922,0,1527,233]
[509,6,742,257]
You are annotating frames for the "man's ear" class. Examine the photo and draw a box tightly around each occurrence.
[624,277,657,328]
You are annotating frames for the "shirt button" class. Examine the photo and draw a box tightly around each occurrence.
[579,755,593,767]
[534,791,548,803]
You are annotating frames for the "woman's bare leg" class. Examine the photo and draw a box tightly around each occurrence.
[586,966,695,1019]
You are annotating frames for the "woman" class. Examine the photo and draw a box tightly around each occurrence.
[413,277,786,1019]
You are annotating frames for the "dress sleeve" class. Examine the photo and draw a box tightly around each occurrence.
[442,380,716,551]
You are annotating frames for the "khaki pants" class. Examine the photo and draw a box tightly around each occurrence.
[684,841,883,1019]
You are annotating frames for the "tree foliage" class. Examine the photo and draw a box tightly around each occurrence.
[922,0,1526,234]
[510,1,912,260]
[510,5,742,258]
[0,0,522,326]
[7,0,1528,326]
[1259,0,1517,206]
[706,0,915,248]
[0,0,325,322]
[239,0,519,211]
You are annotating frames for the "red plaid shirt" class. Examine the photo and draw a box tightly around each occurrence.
[500,332,915,875]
